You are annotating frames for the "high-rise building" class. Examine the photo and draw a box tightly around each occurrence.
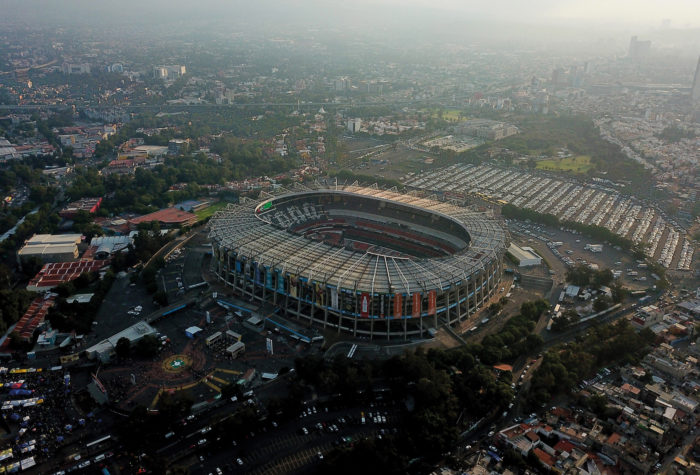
[335,77,349,91]
[628,36,651,59]
[692,56,700,103]
[153,65,186,80]
[551,67,563,86]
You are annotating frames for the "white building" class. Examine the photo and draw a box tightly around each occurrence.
[62,63,91,74]
[346,118,362,134]
[85,321,158,362]
[18,234,81,262]
[508,243,542,267]
[153,65,186,80]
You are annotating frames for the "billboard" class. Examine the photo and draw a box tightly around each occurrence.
[265,266,273,289]
[290,275,298,297]
[412,292,421,318]
[276,270,284,293]
[254,263,262,284]
[360,293,370,318]
[428,290,437,316]
[315,283,324,306]
[331,288,338,309]
[393,293,402,319]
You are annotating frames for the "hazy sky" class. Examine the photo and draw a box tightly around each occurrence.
[2,0,699,29]
[396,0,699,26]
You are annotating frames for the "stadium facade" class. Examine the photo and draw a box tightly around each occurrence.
[208,185,508,340]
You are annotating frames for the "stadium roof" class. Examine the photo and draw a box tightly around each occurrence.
[209,184,508,295]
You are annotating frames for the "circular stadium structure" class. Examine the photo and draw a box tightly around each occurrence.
[208,185,509,340]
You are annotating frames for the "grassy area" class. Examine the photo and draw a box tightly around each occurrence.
[195,201,231,221]
[424,108,467,122]
[536,155,593,173]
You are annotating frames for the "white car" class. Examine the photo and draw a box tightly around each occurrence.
[236,458,244,466]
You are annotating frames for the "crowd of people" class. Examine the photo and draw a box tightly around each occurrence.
[0,367,91,469]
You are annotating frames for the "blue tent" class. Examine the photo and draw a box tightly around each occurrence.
[9,389,32,397]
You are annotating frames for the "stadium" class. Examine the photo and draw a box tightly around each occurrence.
[208,185,509,340]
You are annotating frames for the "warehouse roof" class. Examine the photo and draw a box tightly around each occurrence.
[18,234,82,260]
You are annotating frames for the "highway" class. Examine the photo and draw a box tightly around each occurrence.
[0,93,476,112]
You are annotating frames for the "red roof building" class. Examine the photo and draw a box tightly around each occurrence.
[128,207,197,229]
[493,363,514,372]
[27,260,108,291]
[59,197,103,219]
[11,295,56,343]
[533,447,557,469]
[108,157,146,168]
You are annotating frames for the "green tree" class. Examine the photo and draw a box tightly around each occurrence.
[133,335,160,358]
[593,296,611,313]
[115,337,131,358]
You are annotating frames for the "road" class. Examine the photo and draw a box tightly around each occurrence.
[657,427,698,474]
[162,396,396,474]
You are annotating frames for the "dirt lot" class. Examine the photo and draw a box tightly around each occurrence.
[340,135,439,181]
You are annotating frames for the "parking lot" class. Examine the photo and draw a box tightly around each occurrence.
[508,220,654,290]
[188,401,397,474]
[404,163,695,272]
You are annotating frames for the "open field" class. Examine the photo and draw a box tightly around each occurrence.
[423,108,468,122]
[536,155,593,173]
[195,200,230,221]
